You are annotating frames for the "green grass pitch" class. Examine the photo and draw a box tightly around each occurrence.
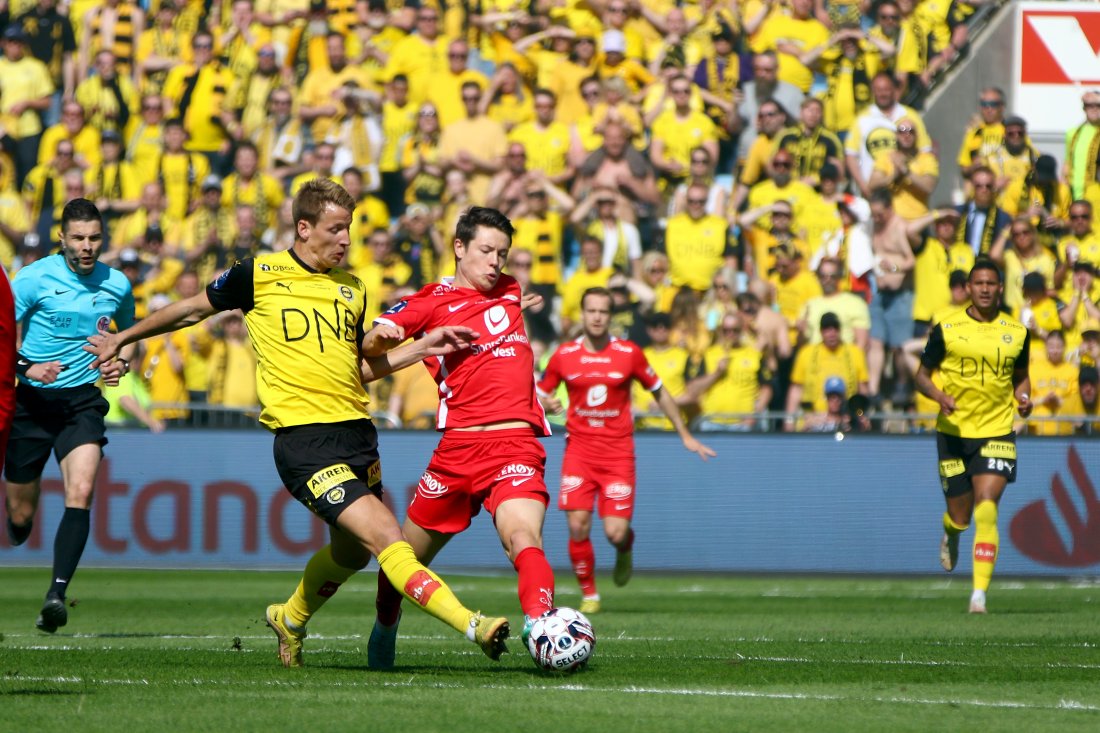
[1,568,1097,732]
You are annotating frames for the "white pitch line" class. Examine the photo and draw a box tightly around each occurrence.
[3,674,1097,713]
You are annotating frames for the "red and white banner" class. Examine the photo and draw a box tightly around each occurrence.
[1015,2,1100,136]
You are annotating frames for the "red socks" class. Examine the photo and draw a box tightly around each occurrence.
[568,538,598,597]
[514,546,555,617]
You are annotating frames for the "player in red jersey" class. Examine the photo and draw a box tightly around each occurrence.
[537,287,715,614]
[362,206,557,668]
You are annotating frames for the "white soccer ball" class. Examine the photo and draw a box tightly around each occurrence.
[526,607,596,672]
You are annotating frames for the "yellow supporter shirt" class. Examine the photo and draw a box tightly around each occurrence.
[384,34,450,104]
[38,124,102,169]
[156,151,210,222]
[142,331,192,421]
[208,338,259,409]
[0,190,29,268]
[0,56,54,138]
[745,179,821,233]
[1029,358,1078,436]
[664,213,731,292]
[509,121,571,180]
[790,341,868,413]
[772,269,823,342]
[1003,249,1057,312]
[651,109,719,177]
[487,93,535,132]
[512,213,565,288]
[379,100,418,174]
[752,15,829,93]
[634,344,690,431]
[428,69,488,128]
[299,64,374,140]
[124,120,166,188]
[560,266,614,325]
[872,150,939,220]
[547,59,597,126]
[912,239,975,322]
[162,62,235,153]
[220,172,284,230]
[956,123,1005,169]
[699,343,768,422]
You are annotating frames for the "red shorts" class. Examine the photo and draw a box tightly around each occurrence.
[407,428,548,534]
[558,446,636,519]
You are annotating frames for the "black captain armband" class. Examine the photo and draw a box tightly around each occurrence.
[16,354,34,376]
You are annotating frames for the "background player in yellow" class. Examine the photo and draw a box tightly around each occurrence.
[916,259,1032,614]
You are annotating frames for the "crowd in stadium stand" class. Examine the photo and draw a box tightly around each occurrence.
[0,0,1097,434]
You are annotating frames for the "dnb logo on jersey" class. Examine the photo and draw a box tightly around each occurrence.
[485,304,510,335]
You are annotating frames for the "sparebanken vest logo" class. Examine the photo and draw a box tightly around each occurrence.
[1010,446,1100,567]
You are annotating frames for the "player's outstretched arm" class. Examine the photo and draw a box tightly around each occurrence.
[360,326,479,383]
[653,385,716,461]
[85,291,220,369]
[361,323,406,356]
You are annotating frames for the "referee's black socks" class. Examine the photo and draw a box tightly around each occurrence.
[49,508,91,599]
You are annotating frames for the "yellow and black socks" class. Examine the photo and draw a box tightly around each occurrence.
[376,541,472,634]
[972,500,999,592]
[284,544,358,629]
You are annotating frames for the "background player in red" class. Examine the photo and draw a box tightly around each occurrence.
[537,287,715,614]
[0,272,15,515]
[362,206,557,669]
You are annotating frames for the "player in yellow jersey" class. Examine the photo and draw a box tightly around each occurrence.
[915,258,1032,614]
[86,178,511,667]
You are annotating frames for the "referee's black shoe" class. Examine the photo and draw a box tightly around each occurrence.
[5,515,32,546]
[35,594,67,634]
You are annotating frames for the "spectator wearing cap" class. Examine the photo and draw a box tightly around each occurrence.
[1029,330,1077,436]
[785,311,869,431]
[0,24,54,187]
[751,0,828,94]
[774,98,844,189]
[179,174,233,284]
[993,216,1057,312]
[957,88,1009,180]
[741,198,811,281]
[1064,365,1100,433]
[602,0,646,62]
[1001,154,1071,252]
[1059,260,1100,352]
[800,375,852,433]
[800,256,871,349]
[596,29,653,95]
[74,50,139,136]
[85,127,140,236]
[162,30,235,162]
[907,208,973,331]
[1065,89,1100,200]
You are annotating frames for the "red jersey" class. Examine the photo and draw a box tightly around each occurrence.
[537,337,660,458]
[375,275,551,435]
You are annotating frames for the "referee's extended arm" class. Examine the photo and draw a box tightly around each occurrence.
[84,291,220,369]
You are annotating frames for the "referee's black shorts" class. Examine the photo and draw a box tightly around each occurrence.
[5,383,109,483]
[272,419,384,526]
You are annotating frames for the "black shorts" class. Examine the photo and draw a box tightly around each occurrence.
[936,432,1017,498]
[272,419,383,526]
[4,383,109,483]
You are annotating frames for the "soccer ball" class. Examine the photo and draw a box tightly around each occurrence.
[526,607,596,672]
